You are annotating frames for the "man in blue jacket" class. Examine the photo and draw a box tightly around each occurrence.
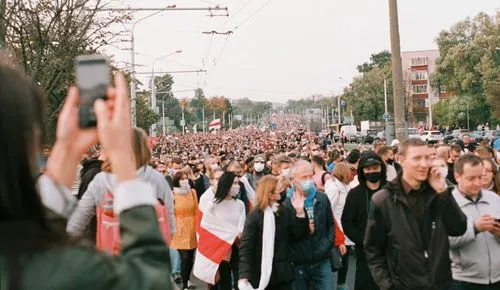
[286,160,334,290]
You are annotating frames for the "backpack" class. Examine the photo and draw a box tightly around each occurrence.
[96,191,171,255]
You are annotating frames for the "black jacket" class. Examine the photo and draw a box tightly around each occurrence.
[287,192,334,266]
[239,206,309,287]
[341,152,387,257]
[364,178,467,290]
[77,158,103,200]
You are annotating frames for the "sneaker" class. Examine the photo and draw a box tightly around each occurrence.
[187,280,196,289]
[337,285,349,290]
[173,273,182,284]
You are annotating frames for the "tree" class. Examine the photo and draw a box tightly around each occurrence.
[3,0,130,141]
[433,11,500,125]
[190,88,207,126]
[342,51,393,124]
[136,91,160,132]
[357,50,392,73]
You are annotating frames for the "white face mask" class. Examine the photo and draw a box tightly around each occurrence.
[211,164,219,170]
[254,163,265,172]
[230,185,240,197]
[438,166,449,179]
[281,168,291,177]
[180,180,190,189]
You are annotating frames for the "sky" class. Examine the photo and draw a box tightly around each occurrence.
[102,0,500,103]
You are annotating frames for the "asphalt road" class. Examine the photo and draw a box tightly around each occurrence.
[174,253,357,290]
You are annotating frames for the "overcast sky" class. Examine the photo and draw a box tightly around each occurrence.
[103,0,499,103]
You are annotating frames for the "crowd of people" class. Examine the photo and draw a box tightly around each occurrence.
[1,57,500,290]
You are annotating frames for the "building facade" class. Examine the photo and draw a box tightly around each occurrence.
[401,49,450,128]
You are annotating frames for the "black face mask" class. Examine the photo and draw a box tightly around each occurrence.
[387,158,394,165]
[365,172,382,183]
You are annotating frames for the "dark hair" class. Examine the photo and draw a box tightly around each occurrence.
[311,155,326,171]
[0,59,48,223]
[0,57,67,248]
[454,154,482,175]
[346,149,361,164]
[398,138,426,157]
[214,172,238,203]
[172,171,187,187]
[450,144,462,153]
[376,146,393,157]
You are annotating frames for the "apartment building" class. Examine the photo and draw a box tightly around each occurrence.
[401,49,450,128]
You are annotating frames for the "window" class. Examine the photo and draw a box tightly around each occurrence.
[412,85,428,94]
[411,57,428,66]
[413,99,426,108]
[412,71,428,80]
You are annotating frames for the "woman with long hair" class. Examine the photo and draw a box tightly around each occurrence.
[170,170,198,290]
[194,172,246,290]
[238,176,309,290]
[481,157,499,194]
[324,162,354,290]
[67,127,175,239]
[0,58,172,288]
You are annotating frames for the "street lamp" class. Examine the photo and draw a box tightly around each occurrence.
[150,49,182,136]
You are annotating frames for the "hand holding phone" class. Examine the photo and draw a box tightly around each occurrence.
[75,55,110,128]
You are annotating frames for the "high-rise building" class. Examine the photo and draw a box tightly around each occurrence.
[401,49,451,128]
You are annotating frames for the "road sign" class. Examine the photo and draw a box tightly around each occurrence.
[383,113,392,121]
[180,120,185,126]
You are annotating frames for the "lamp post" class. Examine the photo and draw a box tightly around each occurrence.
[150,49,182,136]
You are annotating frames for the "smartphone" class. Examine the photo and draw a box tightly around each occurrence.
[75,55,110,128]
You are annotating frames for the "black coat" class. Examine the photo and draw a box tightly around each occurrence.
[364,178,467,290]
[239,206,309,288]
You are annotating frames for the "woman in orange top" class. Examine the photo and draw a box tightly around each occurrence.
[170,170,199,290]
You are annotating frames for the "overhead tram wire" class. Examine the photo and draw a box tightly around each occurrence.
[218,0,254,29]
[233,0,274,31]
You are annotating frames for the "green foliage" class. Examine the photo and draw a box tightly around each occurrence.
[357,50,392,73]
[136,92,160,132]
[433,11,500,125]
[432,94,490,129]
[343,51,393,124]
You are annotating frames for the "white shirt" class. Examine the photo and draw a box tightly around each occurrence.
[324,177,354,245]
[386,164,398,182]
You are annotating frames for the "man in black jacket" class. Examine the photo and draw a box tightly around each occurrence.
[364,138,467,290]
[288,160,334,290]
[341,151,387,290]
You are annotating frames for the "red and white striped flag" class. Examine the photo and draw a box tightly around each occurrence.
[208,118,221,131]
[193,193,240,284]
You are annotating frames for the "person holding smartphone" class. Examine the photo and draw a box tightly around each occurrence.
[0,58,172,289]
[364,138,467,290]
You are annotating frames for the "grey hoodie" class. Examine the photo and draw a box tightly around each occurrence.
[67,166,175,237]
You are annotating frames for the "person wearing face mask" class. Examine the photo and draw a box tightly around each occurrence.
[238,176,309,290]
[193,172,246,290]
[170,170,198,290]
[249,155,268,189]
[285,160,335,290]
[377,146,398,182]
[341,151,387,290]
[364,138,466,290]
[278,156,292,178]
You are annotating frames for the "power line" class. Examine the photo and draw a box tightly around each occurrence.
[233,0,274,31]
[219,0,254,29]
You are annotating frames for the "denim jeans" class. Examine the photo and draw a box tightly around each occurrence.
[293,259,333,290]
[170,248,181,274]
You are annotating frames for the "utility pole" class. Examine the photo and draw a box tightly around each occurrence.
[118,5,228,127]
[0,0,6,49]
[388,0,407,141]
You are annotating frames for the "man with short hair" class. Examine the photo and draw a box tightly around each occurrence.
[448,144,462,184]
[377,146,398,181]
[449,154,500,289]
[364,138,467,290]
[287,160,334,290]
[279,156,292,177]
[462,134,477,153]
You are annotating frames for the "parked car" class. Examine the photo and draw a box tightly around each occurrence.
[361,130,378,144]
[408,128,420,139]
[420,131,444,143]
[348,133,360,143]
[484,130,500,145]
